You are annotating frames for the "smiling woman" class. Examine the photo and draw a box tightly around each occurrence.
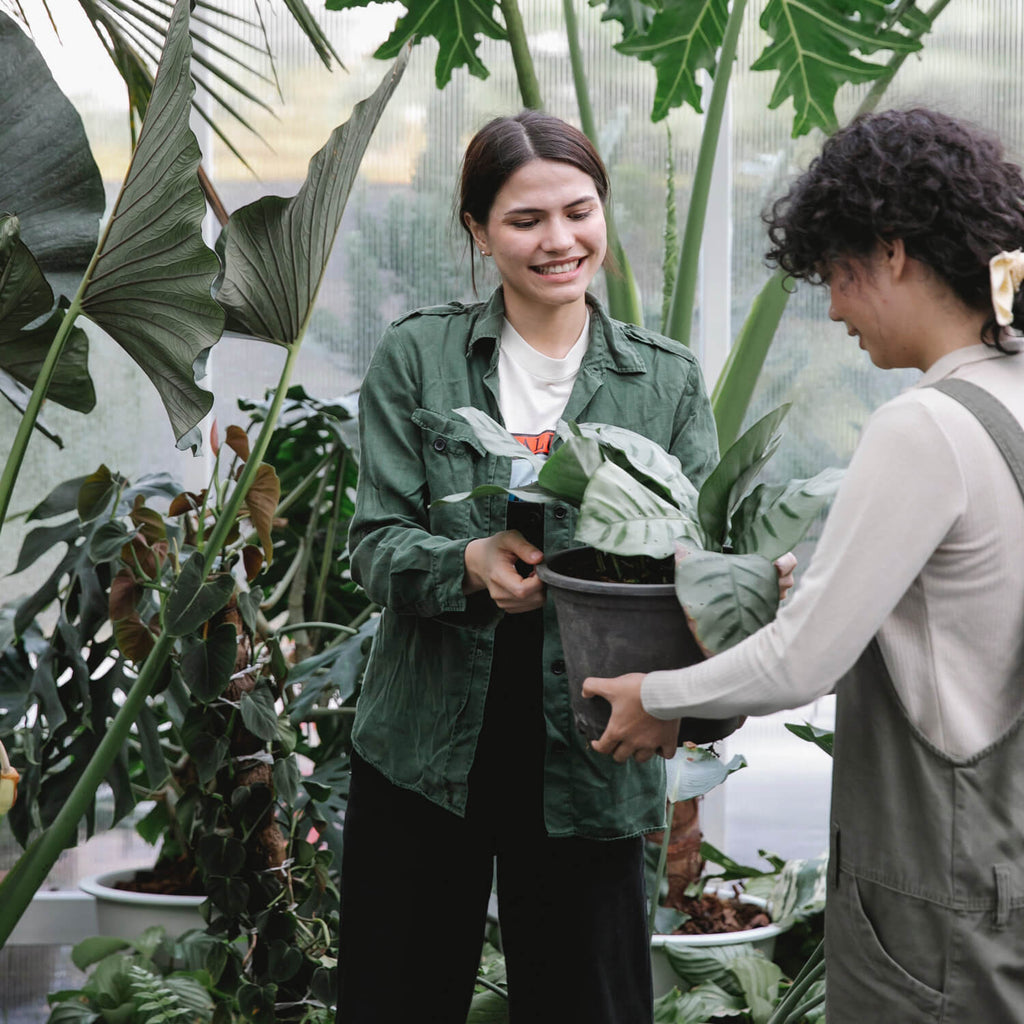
[336,109,720,1024]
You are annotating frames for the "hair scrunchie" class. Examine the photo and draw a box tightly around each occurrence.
[989,249,1024,326]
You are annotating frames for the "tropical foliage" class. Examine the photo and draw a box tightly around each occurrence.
[437,402,842,653]
[0,0,406,970]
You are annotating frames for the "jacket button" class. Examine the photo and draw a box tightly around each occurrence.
[432,437,447,452]
[552,505,568,519]
[551,659,566,674]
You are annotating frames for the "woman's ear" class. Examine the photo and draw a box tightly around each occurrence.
[464,214,489,256]
[884,237,908,280]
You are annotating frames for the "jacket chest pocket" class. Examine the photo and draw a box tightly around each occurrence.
[412,408,491,534]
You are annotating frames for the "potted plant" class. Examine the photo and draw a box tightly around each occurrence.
[0,16,406,1019]
[436,403,842,740]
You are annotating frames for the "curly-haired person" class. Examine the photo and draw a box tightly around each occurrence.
[584,107,1024,1022]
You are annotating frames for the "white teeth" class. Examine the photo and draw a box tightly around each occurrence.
[536,260,580,275]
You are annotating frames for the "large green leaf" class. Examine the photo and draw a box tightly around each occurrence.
[452,406,546,470]
[326,0,507,88]
[0,12,105,300]
[78,0,224,451]
[729,955,784,1024]
[575,461,702,559]
[614,0,728,121]
[0,218,94,413]
[572,420,700,513]
[697,404,789,548]
[674,547,778,654]
[214,48,409,347]
[753,0,923,136]
[729,466,844,560]
[536,434,604,506]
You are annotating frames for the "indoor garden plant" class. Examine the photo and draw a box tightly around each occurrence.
[437,403,842,739]
[0,4,407,1011]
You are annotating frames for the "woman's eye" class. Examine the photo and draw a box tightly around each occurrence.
[511,219,537,229]
[569,208,594,221]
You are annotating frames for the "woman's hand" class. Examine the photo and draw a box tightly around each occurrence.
[464,530,545,613]
[775,551,798,600]
[582,673,680,763]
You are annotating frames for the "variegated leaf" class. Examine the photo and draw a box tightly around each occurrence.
[570,420,700,515]
[675,547,778,655]
[729,466,844,560]
[452,406,546,471]
[576,461,703,559]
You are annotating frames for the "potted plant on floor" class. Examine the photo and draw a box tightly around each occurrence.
[0,6,405,1013]
[437,404,842,740]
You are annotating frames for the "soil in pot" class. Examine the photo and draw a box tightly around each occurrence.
[667,889,771,936]
[109,855,204,898]
[536,547,744,744]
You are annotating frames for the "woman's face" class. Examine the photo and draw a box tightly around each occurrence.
[826,249,918,370]
[466,158,607,321]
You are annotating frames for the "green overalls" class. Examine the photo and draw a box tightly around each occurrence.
[826,380,1024,1022]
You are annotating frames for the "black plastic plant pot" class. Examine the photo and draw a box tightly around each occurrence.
[536,547,744,745]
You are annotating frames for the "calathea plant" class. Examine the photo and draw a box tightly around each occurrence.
[437,403,842,654]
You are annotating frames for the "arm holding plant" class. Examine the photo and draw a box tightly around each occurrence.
[586,397,965,757]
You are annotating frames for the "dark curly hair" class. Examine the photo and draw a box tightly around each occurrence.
[765,108,1024,345]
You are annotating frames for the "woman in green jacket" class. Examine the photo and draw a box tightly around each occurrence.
[336,110,719,1023]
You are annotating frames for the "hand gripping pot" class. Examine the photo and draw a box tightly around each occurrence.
[536,547,744,744]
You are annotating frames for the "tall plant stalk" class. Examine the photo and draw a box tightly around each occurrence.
[663,0,749,347]
[709,0,953,447]
[0,293,85,534]
[499,0,543,110]
[0,345,303,947]
[562,0,644,325]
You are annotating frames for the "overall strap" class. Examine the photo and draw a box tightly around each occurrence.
[930,378,1024,503]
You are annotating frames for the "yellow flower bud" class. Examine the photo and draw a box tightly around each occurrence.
[0,767,17,817]
[0,739,17,817]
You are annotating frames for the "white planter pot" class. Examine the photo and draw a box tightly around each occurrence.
[649,894,789,998]
[79,867,205,941]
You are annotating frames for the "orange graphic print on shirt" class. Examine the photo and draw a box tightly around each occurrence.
[513,430,556,456]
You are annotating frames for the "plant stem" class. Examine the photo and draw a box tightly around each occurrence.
[475,975,509,1000]
[500,0,543,109]
[0,343,304,948]
[647,800,674,936]
[562,0,643,325]
[0,293,84,539]
[0,629,174,946]
[664,0,748,346]
[855,0,954,118]
[765,939,825,1024]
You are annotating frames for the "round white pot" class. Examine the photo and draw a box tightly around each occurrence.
[79,867,205,941]
[649,894,789,998]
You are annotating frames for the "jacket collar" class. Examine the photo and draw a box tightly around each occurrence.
[465,286,647,375]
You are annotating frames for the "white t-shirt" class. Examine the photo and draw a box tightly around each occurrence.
[643,342,1024,760]
[498,314,589,489]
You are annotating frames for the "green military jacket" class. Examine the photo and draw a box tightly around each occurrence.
[349,287,718,838]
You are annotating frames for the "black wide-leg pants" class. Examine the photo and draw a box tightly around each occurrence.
[337,505,653,1023]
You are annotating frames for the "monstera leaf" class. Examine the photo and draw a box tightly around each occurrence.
[325,0,505,88]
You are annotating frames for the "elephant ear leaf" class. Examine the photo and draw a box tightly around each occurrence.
[77,0,225,452]
[0,12,105,300]
[214,48,409,349]
[674,547,778,655]
[0,221,92,413]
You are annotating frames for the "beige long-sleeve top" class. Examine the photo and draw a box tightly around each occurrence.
[644,343,1024,760]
